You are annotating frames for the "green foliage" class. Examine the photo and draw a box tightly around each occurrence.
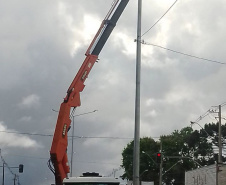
[121,137,159,183]
[121,123,226,184]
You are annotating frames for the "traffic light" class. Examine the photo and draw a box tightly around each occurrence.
[156,153,161,163]
[19,164,24,173]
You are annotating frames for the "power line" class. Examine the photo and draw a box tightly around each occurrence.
[142,0,178,37]
[0,130,135,140]
[194,101,226,123]
[0,130,161,141]
[142,42,226,65]
[0,130,53,137]
[195,110,211,123]
[72,136,133,140]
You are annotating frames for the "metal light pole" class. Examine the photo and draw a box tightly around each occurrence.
[70,115,75,177]
[133,0,142,185]
[70,110,97,177]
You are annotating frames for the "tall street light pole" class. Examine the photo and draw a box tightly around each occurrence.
[133,0,142,185]
[70,115,75,177]
[70,110,98,177]
[52,108,98,177]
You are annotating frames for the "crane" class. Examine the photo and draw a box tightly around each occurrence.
[49,1,129,185]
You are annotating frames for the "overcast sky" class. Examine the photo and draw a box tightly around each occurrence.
[1,0,226,184]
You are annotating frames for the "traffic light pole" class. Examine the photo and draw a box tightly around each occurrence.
[2,162,5,185]
[159,142,162,185]
[0,164,23,185]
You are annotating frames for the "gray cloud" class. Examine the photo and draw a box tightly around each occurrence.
[1,0,226,184]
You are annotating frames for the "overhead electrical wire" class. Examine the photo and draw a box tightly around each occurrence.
[0,130,136,139]
[139,0,226,65]
[0,130,53,137]
[0,130,161,140]
[195,109,212,123]
[71,136,133,140]
[194,101,226,123]
[143,42,226,65]
[141,0,178,37]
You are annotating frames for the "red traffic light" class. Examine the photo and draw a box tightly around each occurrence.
[156,153,161,163]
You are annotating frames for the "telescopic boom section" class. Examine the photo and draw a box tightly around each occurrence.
[50,1,129,185]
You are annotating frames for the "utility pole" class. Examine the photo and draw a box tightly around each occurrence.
[218,104,222,164]
[133,0,142,185]
[217,105,222,185]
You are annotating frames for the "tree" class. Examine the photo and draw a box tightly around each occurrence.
[121,137,159,184]
[121,124,225,185]
[201,122,226,163]
[160,127,213,184]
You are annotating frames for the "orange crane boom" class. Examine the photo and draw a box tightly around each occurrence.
[49,1,129,185]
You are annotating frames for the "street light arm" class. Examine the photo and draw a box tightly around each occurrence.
[72,110,98,118]
[139,169,148,179]
[190,121,211,137]
[141,151,158,166]
[162,160,182,176]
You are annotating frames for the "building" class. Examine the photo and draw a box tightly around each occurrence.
[185,164,226,185]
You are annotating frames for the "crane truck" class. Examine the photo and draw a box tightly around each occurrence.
[49,1,129,185]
